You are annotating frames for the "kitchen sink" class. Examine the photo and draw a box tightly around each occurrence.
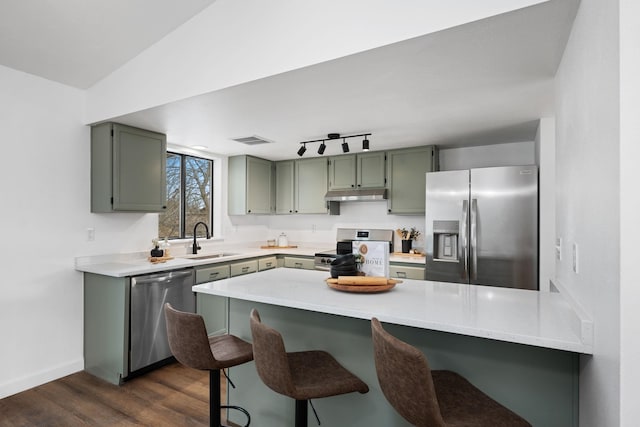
[181,252,239,260]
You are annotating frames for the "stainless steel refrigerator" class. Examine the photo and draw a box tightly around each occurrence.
[425,166,538,290]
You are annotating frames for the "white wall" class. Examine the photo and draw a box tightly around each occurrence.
[438,140,535,170]
[619,0,640,424]
[536,118,556,293]
[0,65,158,399]
[554,0,620,425]
[85,0,548,123]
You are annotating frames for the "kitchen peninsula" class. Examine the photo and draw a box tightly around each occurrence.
[195,268,590,427]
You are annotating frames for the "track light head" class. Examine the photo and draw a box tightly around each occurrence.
[362,137,370,151]
[317,142,326,155]
[342,139,350,153]
[297,144,306,156]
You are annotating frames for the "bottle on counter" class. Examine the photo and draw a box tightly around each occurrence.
[160,237,171,257]
[150,239,164,257]
[278,233,289,247]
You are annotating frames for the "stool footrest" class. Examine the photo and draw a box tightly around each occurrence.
[221,405,251,427]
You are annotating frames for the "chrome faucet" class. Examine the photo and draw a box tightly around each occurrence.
[192,222,211,254]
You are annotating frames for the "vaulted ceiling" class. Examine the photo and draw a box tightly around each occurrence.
[0,0,579,160]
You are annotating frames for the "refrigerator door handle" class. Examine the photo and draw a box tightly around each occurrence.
[470,198,478,281]
[460,199,469,280]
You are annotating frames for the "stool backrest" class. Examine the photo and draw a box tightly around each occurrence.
[249,309,296,397]
[371,317,446,427]
[164,303,217,370]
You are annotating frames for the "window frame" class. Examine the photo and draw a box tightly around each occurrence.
[160,151,214,240]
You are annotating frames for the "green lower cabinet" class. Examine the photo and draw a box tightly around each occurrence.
[283,256,315,270]
[259,256,277,271]
[83,273,129,385]
[230,260,259,276]
[389,264,425,280]
[195,264,231,336]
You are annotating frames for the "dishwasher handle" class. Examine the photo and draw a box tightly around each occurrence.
[132,269,194,285]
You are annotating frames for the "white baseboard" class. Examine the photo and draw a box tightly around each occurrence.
[0,358,84,399]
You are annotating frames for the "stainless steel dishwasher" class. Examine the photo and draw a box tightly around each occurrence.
[129,268,195,374]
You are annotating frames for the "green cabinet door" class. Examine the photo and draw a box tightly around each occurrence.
[247,156,274,214]
[387,146,438,214]
[357,151,386,188]
[91,123,167,213]
[328,155,356,190]
[228,155,274,215]
[295,157,328,214]
[328,152,385,190]
[275,160,295,214]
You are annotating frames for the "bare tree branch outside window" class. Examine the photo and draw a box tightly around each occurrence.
[159,153,212,239]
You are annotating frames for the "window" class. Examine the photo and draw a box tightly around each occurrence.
[159,152,213,239]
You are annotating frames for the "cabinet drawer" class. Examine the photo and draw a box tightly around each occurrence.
[230,260,258,277]
[195,265,230,284]
[259,256,277,271]
[283,257,315,270]
[389,265,425,280]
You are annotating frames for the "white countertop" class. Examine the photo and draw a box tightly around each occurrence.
[75,246,425,277]
[193,268,593,354]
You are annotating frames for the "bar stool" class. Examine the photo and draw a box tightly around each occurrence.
[371,317,531,427]
[164,303,253,427]
[249,309,369,427]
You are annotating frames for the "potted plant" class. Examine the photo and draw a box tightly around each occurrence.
[396,227,421,253]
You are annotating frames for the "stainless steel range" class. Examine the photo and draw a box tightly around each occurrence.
[313,228,394,271]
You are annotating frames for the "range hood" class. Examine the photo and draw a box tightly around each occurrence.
[324,188,388,202]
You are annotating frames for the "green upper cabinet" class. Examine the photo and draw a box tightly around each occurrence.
[91,123,167,213]
[294,157,328,214]
[328,151,386,190]
[228,155,274,215]
[357,151,386,188]
[386,145,439,215]
[328,154,356,190]
[275,160,295,214]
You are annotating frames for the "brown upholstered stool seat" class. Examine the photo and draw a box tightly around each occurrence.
[249,309,368,427]
[165,303,254,427]
[371,317,531,427]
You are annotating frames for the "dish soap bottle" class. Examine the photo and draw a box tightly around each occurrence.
[278,233,289,247]
[160,237,171,257]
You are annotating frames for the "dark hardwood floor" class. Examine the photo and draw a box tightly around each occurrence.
[0,363,237,426]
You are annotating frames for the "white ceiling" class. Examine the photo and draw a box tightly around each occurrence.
[0,0,216,88]
[0,0,578,160]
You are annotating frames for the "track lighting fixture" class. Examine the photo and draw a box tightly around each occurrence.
[296,132,371,156]
[342,139,350,153]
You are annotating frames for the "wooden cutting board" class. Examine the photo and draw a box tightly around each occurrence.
[260,245,298,249]
[391,252,424,257]
[148,256,174,264]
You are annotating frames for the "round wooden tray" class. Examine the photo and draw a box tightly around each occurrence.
[326,281,396,293]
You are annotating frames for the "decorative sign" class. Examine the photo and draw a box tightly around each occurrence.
[353,241,389,277]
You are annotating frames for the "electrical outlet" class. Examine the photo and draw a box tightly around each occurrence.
[312,224,317,233]
[555,237,562,261]
[572,243,579,274]
[87,228,95,241]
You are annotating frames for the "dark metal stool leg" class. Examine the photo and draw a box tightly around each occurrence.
[295,399,308,427]
[211,369,251,427]
[211,370,222,427]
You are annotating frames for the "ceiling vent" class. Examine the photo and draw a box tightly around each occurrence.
[231,135,274,145]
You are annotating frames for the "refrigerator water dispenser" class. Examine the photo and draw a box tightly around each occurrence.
[433,220,459,262]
